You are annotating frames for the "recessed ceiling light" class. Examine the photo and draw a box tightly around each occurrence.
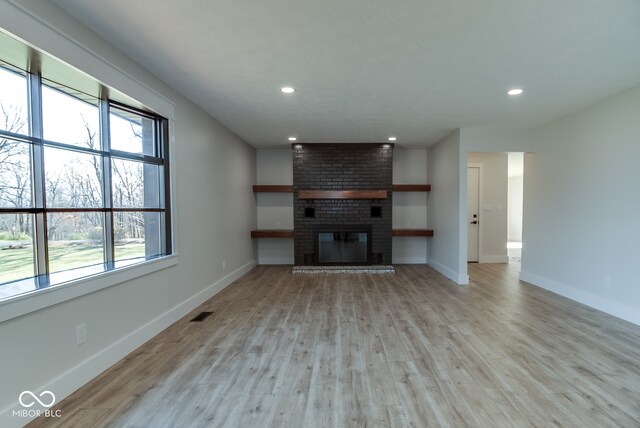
[508,88,524,96]
[288,137,297,141]
[388,137,397,141]
[281,87,295,94]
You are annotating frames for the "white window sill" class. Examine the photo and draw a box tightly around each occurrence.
[0,254,179,323]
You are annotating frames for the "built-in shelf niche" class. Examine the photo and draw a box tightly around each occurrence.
[252,186,294,239]
[392,184,432,240]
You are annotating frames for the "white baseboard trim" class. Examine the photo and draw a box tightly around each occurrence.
[519,270,640,327]
[478,255,509,263]
[392,257,428,264]
[0,260,256,428]
[427,260,469,285]
[258,257,294,265]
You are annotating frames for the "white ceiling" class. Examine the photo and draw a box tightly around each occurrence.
[52,0,640,148]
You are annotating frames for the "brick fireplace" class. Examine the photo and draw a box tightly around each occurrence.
[292,143,393,265]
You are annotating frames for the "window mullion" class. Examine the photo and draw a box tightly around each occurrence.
[27,71,49,284]
[161,119,172,254]
[99,98,114,266]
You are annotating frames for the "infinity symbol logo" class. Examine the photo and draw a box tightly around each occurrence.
[19,391,56,408]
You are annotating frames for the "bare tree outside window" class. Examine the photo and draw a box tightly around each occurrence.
[0,67,34,283]
[0,66,169,288]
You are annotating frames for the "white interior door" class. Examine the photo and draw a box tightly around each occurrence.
[467,167,480,262]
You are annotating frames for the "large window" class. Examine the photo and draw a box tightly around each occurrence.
[0,63,171,298]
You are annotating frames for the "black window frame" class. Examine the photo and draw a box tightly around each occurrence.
[0,63,172,291]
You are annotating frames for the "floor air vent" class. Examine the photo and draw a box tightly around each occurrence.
[190,311,213,322]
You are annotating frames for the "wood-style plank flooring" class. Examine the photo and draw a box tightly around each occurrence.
[29,264,640,427]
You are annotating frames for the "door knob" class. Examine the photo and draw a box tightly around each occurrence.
[470,221,478,224]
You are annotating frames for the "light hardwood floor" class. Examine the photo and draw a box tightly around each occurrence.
[29,264,640,427]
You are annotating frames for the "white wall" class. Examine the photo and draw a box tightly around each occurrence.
[508,177,523,244]
[0,1,256,425]
[521,85,640,326]
[427,130,467,283]
[393,148,428,264]
[507,152,524,242]
[255,149,294,264]
[507,175,524,241]
[461,127,535,153]
[467,152,508,263]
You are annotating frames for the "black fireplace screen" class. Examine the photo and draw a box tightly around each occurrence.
[318,232,368,264]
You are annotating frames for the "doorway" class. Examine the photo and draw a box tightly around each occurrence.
[464,150,528,284]
[467,166,480,262]
[466,153,512,265]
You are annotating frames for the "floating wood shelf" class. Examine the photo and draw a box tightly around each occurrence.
[392,184,431,192]
[251,229,294,238]
[252,185,294,193]
[392,229,434,237]
[254,185,430,193]
[252,229,433,238]
[298,190,388,200]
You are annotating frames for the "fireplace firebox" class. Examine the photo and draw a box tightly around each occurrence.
[314,225,372,265]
